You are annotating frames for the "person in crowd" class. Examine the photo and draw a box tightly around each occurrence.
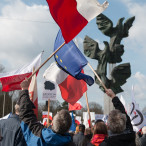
[0,104,27,146]
[75,125,79,134]
[140,126,146,146]
[135,133,141,146]
[73,124,85,146]
[100,89,136,146]
[18,78,75,146]
[90,120,108,146]
[78,128,93,146]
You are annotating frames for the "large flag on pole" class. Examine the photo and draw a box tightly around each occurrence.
[54,30,94,86]
[129,86,146,132]
[43,62,87,105]
[29,73,38,118]
[46,0,109,43]
[0,53,42,92]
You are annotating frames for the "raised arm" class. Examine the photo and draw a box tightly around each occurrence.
[106,89,133,131]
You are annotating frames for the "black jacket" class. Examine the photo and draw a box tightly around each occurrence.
[140,134,146,146]
[100,97,136,146]
[73,132,85,146]
[0,114,26,146]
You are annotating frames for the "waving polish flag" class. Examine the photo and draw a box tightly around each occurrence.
[43,62,87,105]
[46,0,109,43]
[75,116,81,125]
[42,111,53,121]
[29,73,38,118]
[0,53,42,92]
[69,101,83,111]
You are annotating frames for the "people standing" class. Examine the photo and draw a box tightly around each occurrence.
[0,104,26,146]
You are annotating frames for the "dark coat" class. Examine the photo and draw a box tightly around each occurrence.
[78,134,93,146]
[0,114,26,146]
[140,134,146,146]
[73,132,85,146]
[99,97,136,146]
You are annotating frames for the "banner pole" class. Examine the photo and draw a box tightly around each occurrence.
[28,42,66,80]
[85,92,92,128]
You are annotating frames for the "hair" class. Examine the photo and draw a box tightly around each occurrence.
[107,109,126,134]
[52,109,72,134]
[15,104,20,115]
[93,120,108,135]
[79,124,85,133]
[142,126,146,134]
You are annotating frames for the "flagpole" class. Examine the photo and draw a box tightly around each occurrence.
[85,92,92,128]
[3,92,6,117]
[47,99,50,127]
[87,62,107,91]
[28,42,66,80]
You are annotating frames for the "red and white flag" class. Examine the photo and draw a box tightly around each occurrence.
[43,62,87,105]
[0,53,42,92]
[69,101,83,111]
[83,112,95,128]
[75,116,81,125]
[29,73,38,118]
[42,111,53,126]
[42,111,53,121]
[46,0,109,43]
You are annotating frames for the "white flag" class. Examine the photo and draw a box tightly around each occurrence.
[129,86,146,132]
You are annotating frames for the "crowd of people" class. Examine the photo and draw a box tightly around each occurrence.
[0,78,146,146]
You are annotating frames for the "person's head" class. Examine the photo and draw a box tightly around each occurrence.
[79,124,85,133]
[52,109,72,134]
[142,126,146,134]
[15,104,20,115]
[93,120,107,135]
[107,109,126,134]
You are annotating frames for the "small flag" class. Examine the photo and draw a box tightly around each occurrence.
[42,111,53,121]
[69,101,83,111]
[54,30,94,86]
[0,53,42,92]
[43,62,87,105]
[75,116,81,125]
[46,0,109,43]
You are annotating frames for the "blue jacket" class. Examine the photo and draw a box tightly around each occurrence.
[18,90,72,146]
[0,114,26,146]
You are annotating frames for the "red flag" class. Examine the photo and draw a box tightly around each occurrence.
[0,53,42,92]
[42,111,53,121]
[46,0,109,43]
[43,62,87,105]
[29,74,38,118]
[69,101,83,111]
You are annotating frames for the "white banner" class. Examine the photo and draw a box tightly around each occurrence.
[42,80,57,100]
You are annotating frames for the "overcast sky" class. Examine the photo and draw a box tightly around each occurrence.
[0,0,146,111]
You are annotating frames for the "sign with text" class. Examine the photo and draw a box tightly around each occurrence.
[42,80,57,100]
